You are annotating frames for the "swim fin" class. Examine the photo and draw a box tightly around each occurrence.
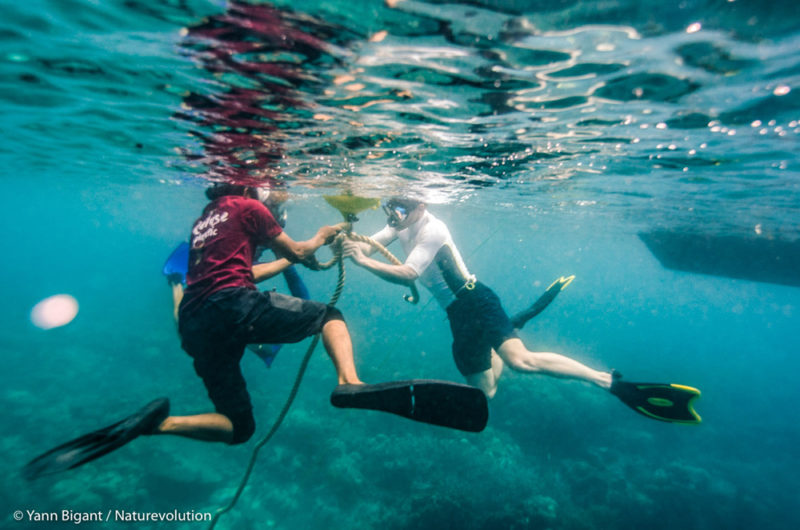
[511,275,575,329]
[23,398,170,480]
[162,242,190,285]
[331,380,488,433]
[610,372,701,424]
[283,264,310,300]
[247,343,282,368]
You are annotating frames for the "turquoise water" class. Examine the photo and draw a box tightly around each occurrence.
[2,0,799,528]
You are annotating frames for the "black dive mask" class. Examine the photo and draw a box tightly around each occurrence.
[383,203,408,227]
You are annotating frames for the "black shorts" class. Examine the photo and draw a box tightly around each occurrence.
[178,287,329,442]
[446,282,517,376]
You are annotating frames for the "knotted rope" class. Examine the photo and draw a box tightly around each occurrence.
[317,229,419,304]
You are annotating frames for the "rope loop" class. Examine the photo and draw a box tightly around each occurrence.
[317,231,419,304]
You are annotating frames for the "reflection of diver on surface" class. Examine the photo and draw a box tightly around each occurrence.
[176,0,353,184]
[169,1,359,366]
[24,185,488,480]
[343,198,701,424]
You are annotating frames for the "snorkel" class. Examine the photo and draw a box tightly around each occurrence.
[383,197,423,228]
[383,201,408,227]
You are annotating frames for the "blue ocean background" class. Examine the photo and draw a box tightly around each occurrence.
[1,0,799,528]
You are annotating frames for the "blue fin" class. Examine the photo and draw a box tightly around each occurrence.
[284,265,310,299]
[162,242,190,285]
[247,344,282,368]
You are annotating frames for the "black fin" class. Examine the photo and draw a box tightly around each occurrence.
[610,374,701,424]
[331,380,488,432]
[511,275,574,329]
[23,398,170,480]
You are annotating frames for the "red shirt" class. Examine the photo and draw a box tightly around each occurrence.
[181,195,283,313]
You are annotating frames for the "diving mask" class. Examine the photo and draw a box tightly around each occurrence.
[271,203,288,227]
[383,202,408,227]
[255,187,288,227]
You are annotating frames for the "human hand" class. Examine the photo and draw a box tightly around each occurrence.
[317,224,345,245]
[341,240,366,264]
[300,255,322,270]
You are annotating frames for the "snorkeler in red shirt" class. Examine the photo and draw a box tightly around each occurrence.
[164,182,358,445]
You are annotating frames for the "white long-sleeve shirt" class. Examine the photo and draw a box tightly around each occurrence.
[371,210,474,308]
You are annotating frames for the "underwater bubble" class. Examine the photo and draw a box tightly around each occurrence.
[30,294,79,329]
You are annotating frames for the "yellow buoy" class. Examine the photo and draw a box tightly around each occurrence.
[323,194,380,221]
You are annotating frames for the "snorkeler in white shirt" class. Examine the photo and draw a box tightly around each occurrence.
[344,198,701,424]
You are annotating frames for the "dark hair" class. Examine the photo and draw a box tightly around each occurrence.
[205,182,250,200]
[386,197,423,210]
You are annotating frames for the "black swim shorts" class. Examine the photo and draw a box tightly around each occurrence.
[445,282,517,376]
[178,287,330,443]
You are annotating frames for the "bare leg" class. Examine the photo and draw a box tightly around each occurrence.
[466,369,497,398]
[156,318,361,443]
[491,350,504,382]
[155,413,233,443]
[322,319,362,385]
[466,350,505,398]
[170,282,184,325]
[497,338,612,389]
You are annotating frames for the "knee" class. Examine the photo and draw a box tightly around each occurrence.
[504,355,530,372]
[505,356,541,373]
[229,412,256,445]
[322,305,345,326]
[498,343,537,372]
[466,374,498,399]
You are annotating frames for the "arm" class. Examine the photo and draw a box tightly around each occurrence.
[345,243,419,285]
[346,223,444,285]
[271,223,345,263]
[363,225,397,256]
[343,225,397,257]
[252,258,292,283]
[345,246,419,285]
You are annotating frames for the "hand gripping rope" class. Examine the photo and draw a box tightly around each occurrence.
[316,227,420,304]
